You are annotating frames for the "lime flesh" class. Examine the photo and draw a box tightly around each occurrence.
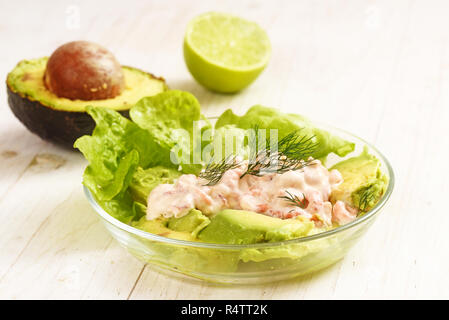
[184,12,271,93]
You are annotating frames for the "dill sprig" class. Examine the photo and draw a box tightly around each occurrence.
[199,126,320,185]
[199,155,240,186]
[242,126,318,177]
[277,129,319,160]
[243,152,314,177]
[278,190,309,209]
[357,186,377,212]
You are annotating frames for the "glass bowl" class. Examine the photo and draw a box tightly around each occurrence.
[84,122,394,284]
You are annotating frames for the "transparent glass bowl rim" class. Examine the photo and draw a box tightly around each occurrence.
[84,121,395,250]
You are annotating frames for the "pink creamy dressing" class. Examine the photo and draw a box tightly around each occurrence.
[146,159,357,226]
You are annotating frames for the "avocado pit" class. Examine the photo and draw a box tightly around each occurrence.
[43,41,125,100]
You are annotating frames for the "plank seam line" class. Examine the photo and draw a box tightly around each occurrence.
[127,264,147,300]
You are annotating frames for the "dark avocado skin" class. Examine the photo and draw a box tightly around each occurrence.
[6,84,130,149]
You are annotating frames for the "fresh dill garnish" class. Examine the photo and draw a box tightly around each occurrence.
[278,190,309,209]
[199,155,240,186]
[277,129,319,160]
[242,126,318,177]
[199,126,320,185]
[243,152,314,177]
[357,186,377,212]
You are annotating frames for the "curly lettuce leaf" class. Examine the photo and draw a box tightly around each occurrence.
[130,90,201,147]
[130,90,207,174]
[215,105,355,161]
[96,191,141,224]
[207,125,250,162]
[74,106,172,201]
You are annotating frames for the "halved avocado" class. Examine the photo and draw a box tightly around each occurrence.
[6,57,167,148]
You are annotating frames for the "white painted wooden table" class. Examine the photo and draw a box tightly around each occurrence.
[0,0,448,299]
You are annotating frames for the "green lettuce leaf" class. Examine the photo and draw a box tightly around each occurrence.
[215,105,355,161]
[96,191,137,224]
[130,90,201,148]
[207,125,250,162]
[130,90,206,174]
[74,106,172,201]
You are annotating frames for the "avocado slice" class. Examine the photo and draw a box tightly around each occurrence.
[198,209,314,244]
[132,214,239,273]
[6,57,167,148]
[128,166,182,205]
[330,147,388,211]
[132,216,197,241]
[167,209,211,238]
[132,209,210,240]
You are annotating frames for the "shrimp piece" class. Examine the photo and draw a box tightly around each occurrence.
[147,184,195,219]
[329,169,343,186]
[305,189,325,213]
[332,200,358,225]
[319,201,333,226]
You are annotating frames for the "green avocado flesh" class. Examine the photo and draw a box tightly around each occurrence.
[167,209,211,238]
[197,210,314,244]
[132,209,314,249]
[128,166,182,205]
[132,207,315,245]
[7,57,167,112]
[132,209,210,240]
[330,147,388,211]
[132,217,197,241]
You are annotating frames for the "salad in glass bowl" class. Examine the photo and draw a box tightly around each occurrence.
[77,90,393,283]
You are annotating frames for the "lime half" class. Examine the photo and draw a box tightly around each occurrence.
[184,12,271,93]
